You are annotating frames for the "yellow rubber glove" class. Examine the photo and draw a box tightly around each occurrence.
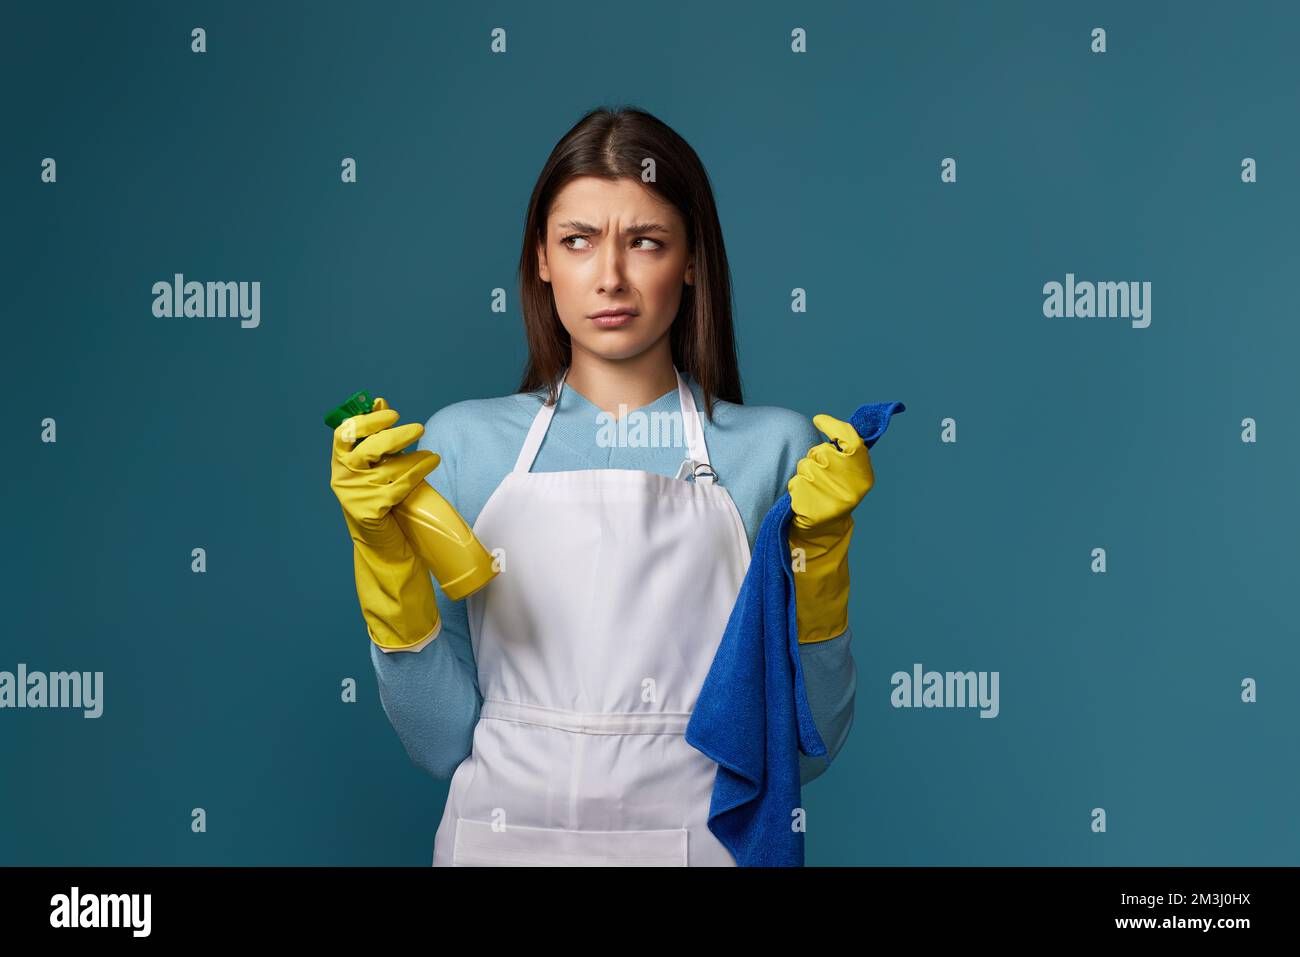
[787,414,875,643]
[329,397,443,651]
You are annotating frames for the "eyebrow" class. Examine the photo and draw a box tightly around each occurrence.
[554,219,672,236]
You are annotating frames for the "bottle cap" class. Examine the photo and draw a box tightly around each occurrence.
[324,390,375,430]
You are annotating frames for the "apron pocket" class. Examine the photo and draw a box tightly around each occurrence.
[452,817,688,866]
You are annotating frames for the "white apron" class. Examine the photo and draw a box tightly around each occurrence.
[431,366,752,866]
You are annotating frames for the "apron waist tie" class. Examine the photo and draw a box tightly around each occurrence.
[479,698,692,735]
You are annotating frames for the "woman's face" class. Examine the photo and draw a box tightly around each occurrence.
[537,176,693,363]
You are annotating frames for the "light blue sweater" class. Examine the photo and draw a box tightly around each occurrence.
[368,371,857,788]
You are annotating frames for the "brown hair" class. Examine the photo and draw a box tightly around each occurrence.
[514,105,743,420]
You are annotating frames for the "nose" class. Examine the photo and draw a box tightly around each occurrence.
[595,238,628,294]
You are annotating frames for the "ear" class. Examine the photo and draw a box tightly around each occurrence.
[537,237,550,283]
[684,259,694,287]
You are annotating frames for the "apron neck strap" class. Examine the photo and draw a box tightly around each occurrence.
[674,368,715,485]
[512,366,714,483]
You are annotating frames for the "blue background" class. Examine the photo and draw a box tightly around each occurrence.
[3,0,1296,865]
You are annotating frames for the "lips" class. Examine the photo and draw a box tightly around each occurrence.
[589,309,637,328]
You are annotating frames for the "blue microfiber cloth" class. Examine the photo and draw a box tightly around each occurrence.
[686,400,905,867]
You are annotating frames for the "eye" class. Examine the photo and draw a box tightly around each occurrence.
[560,234,664,251]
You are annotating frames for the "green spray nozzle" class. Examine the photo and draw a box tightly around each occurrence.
[324,390,375,430]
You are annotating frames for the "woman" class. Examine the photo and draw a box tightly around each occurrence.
[330,106,874,866]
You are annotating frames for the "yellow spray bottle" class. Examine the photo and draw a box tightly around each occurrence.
[325,390,497,601]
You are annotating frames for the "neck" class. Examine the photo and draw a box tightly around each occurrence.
[564,341,678,419]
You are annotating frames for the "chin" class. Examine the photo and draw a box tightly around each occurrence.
[569,327,664,359]
[577,341,653,362]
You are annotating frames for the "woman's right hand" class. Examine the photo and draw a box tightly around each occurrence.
[330,396,441,547]
[330,396,444,650]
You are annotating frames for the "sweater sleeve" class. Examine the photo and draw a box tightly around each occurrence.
[797,628,857,786]
[367,405,483,781]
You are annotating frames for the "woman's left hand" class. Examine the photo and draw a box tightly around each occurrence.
[787,413,875,531]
